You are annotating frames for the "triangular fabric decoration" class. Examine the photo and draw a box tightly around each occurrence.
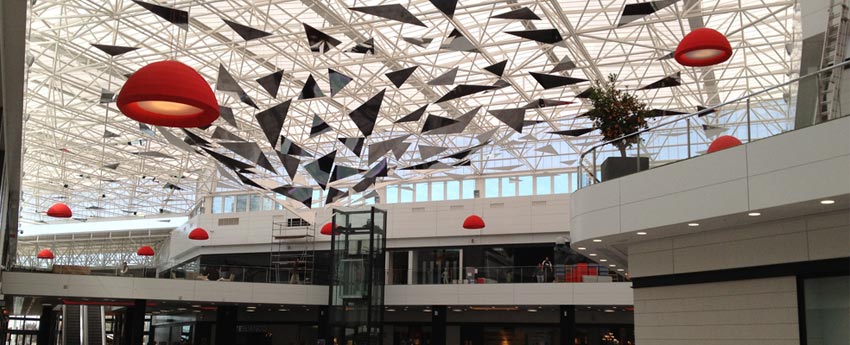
[330,165,364,183]
[385,66,418,88]
[647,109,688,118]
[488,108,526,133]
[429,0,458,17]
[219,141,277,172]
[339,137,365,157]
[217,165,240,184]
[103,163,120,170]
[395,105,427,123]
[491,7,541,20]
[181,128,212,147]
[657,51,675,60]
[299,74,325,99]
[364,158,388,178]
[401,160,452,170]
[392,142,411,160]
[139,123,155,136]
[476,128,498,143]
[325,187,349,205]
[100,89,115,103]
[702,124,728,138]
[422,114,459,133]
[328,69,353,97]
[549,128,594,136]
[304,150,336,190]
[530,72,588,89]
[280,136,313,157]
[272,185,313,208]
[202,147,254,171]
[91,44,139,56]
[424,106,480,135]
[435,84,500,103]
[536,144,559,155]
[504,29,564,45]
[310,114,332,137]
[523,120,545,127]
[103,129,120,138]
[483,60,507,77]
[618,0,679,27]
[492,79,511,89]
[349,5,427,27]
[419,145,448,159]
[347,38,375,54]
[157,126,196,152]
[222,19,272,41]
[440,29,479,52]
[368,135,410,164]
[256,70,284,98]
[219,106,239,128]
[640,72,682,90]
[132,0,189,29]
[303,23,342,53]
[523,99,573,109]
[441,141,489,160]
[402,36,433,48]
[239,91,259,109]
[256,100,291,147]
[696,105,717,117]
[353,177,377,193]
[212,126,247,142]
[236,171,266,189]
[428,67,459,85]
[551,55,576,72]
[349,89,386,137]
[275,151,300,180]
[576,88,593,98]
[216,64,244,93]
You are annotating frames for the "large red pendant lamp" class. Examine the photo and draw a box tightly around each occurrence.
[188,227,209,240]
[320,222,336,236]
[46,203,72,218]
[463,215,485,230]
[117,60,219,128]
[675,28,732,67]
[136,245,155,256]
[707,135,742,153]
[37,249,55,260]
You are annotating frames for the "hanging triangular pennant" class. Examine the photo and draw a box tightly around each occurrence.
[395,105,427,123]
[428,67,459,85]
[347,38,375,54]
[256,100,291,147]
[491,7,540,20]
[418,145,448,160]
[325,187,349,205]
[530,72,588,89]
[222,19,272,41]
[429,0,458,17]
[303,23,342,53]
[504,29,564,45]
[349,89,386,136]
[385,66,418,88]
[256,70,283,98]
[132,0,188,29]
[304,150,336,189]
[402,36,433,48]
[275,151,300,180]
[310,114,332,137]
[328,68,353,97]
[483,60,507,77]
[299,74,325,99]
[91,44,139,56]
[640,72,682,90]
[368,135,409,164]
[488,108,526,133]
[212,127,247,142]
[339,137,365,157]
[219,106,239,128]
[349,4,427,27]
[551,55,576,72]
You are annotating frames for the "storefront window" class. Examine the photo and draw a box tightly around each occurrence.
[223,196,235,213]
[446,180,460,200]
[235,194,248,212]
[431,181,445,201]
[804,275,849,345]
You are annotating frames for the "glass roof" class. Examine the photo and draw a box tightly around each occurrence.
[21,0,799,222]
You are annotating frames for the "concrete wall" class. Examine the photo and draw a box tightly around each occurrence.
[634,276,799,345]
[385,282,633,306]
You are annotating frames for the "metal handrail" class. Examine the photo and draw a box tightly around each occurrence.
[577,59,850,188]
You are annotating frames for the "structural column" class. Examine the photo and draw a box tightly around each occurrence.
[36,305,55,345]
[431,306,447,345]
[317,305,330,344]
[560,305,575,345]
[121,299,146,345]
[215,306,238,345]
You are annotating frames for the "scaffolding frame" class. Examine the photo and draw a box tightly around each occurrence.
[269,215,316,284]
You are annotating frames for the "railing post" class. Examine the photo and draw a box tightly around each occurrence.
[746,98,752,142]
[591,149,597,186]
[636,135,641,172]
[686,119,692,158]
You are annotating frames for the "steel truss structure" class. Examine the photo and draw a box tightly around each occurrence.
[21,0,800,222]
[15,229,169,268]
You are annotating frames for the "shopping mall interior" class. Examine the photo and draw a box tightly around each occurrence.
[0,0,847,344]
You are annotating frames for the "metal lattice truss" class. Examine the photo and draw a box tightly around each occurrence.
[14,229,169,268]
[21,0,799,222]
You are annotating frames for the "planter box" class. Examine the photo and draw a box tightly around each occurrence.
[601,156,649,181]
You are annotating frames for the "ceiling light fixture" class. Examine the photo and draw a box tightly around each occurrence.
[636,232,647,235]
[188,227,209,240]
[599,259,608,262]
[577,247,586,250]
[463,215,485,229]
[820,200,836,205]
[117,61,219,128]
[589,253,598,257]
[47,203,72,218]
[748,212,761,217]
[675,28,732,67]
[136,245,155,256]
[688,223,700,227]
[592,239,602,243]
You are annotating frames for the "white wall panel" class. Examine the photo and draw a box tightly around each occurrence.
[384,282,633,306]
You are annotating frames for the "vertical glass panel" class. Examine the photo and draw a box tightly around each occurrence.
[536,176,551,195]
[399,184,413,203]
[235,195,248,212]
[262,196,274,211]
[211,196,223,214]
[431,181,445,201]
[570,172,579,193]
[415,182,429,202]
[501,177,516,197]
[805,276,849,345]
[446,180,460,200]
[386,185,398,204]
[249,194,261,211]
[518,176,533,196]
[553,173,569,194]
[223,196,235,213]
[312,189,322,208]
[462,180,475,199]
[484,178,500,198]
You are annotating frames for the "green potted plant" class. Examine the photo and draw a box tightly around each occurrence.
[585,74,651,180]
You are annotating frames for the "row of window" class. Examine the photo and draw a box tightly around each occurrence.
[384,172,579,204]
[209,190,377,214]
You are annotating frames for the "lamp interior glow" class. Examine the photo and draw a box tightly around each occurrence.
[135,100,203,116]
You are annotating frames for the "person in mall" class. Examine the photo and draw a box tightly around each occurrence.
[541,257,553,282]
[116,261,129,276]
[536,263,545,283]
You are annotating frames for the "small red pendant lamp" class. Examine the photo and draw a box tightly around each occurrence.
[463,215,485,230]
[707,135,742,153]
[46,203,72,218]
[137,245,155,256]
[675,28,732,67]
[117,60,219,128]
[188,227,209,240]
[320,222,335,236]
[37,249,55,260]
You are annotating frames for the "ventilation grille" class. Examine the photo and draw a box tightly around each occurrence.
[450,205,465,210]
[490,202,505,208]
[531,201,547,207]
[287,218,310,227]
[217,217,239,226]
[411,207,426,212]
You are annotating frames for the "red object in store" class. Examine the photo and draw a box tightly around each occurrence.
[136,245,155,256]
[37,249,55,259]
[462,215,485,229]
[46,203,72,218]
[707,135,742,153]
[675,28,732,67]
[188,227,209,240]
[320,222,336,236]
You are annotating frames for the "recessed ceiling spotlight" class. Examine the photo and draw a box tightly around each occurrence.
[386,308,396,312]
[616,268,625,272]
[279,308,289,312]
[246,306,256,309]
[687,223,699,227]
[452,309,463,312]
[599,259,608,262]
[589,253,598,257]
[748,212,761,217]
[592,239,602,243]
[820,200,836,205]
[609,264,616,267]
[423,309,432,313]
[604,309,615,313]
[191,305,201,308]
[636,232,647,235]
[577,247,586,250]
[527,309,538,313]
[246,309,255,312]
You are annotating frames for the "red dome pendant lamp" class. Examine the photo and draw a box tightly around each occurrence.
[675,28,732,67]
[47,203,73,218]
[188,227,209,240]
[136,245,155,256]
[117,60,219,128]
[37,249,55,260]
[707,135,742,153]
[320,222,336,236]
[463,215,485,230]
